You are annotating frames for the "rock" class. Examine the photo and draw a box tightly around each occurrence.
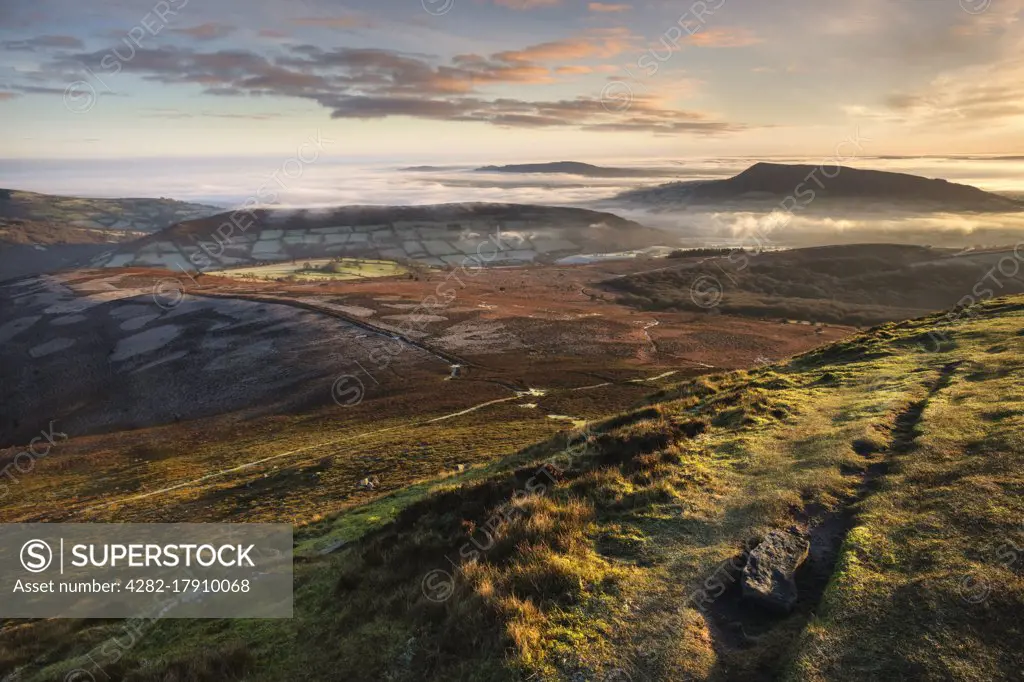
[317,539,347,556]
[357,475,380,490]
[741,530,810,613]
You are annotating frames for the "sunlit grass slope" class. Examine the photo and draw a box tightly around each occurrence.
[3,297,1022,681]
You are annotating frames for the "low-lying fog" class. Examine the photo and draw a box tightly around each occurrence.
[614,208,1024,249]
[4,155,1024,248]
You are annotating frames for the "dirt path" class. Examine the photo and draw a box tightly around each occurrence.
[80,393,526,514]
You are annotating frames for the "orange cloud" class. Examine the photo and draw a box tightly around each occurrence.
[588,2,631,11]
[497,40,597,62]
[477,65,554,85]
[689,27,761,48]
[496,31,633,63]
[555,65,594,75]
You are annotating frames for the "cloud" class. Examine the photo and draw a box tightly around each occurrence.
[170,23,236,41]
[322,92,744,135]
[282,45,553,92]
[588,2,631,12]
[951,1,1023,38]
[493,30,634,62]
[0,91,21,101]
[20,37,745,136]
[882,57,1024,128]
[10,84,68,95]
[1,34,83,51]
[815,3,891,36]
[554,65,595,75]
[207,112,283,120]
[290,16,372,29]
[789,0,1021,68]
[688,27,761,48]
[492,0,561,8]
[140,108,284,120]
[884,94,928,111]
[258,29,289,38]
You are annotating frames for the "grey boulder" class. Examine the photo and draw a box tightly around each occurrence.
[741,530,810,613]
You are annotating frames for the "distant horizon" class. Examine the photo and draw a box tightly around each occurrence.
[4,154,1024,206]
[4,152,1024,163]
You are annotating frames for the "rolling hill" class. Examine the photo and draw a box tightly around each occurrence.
[612,163,1024,212]
[94,203,672,271]
[0,189,222,280]
[603,243,1024,326]
[0,188,222,234]
[0,218,142,247]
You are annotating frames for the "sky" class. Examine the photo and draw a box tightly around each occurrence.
[1,0,1023,161]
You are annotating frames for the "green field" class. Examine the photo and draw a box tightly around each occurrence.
[215,258,409,282]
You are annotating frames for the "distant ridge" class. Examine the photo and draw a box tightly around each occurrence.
[399,165,457,172]
[475,161,671,178]
[612,162,1024,211]
[0,187,222,234]
[0,188,223,279]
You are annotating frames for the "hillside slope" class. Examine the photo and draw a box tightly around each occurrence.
[3,297,1022,681]
[604,243,1024,326]
[94,203,670,270]
[0,188,221,234]
[0,189,220,279]
[0,218,142,247]
[0,218,141,281]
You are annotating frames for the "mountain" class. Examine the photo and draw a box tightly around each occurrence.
[476,161,670,178]
[611,162,1024,211]
[94,202,671,270]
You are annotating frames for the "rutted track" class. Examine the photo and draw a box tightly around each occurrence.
[703,360,964,681]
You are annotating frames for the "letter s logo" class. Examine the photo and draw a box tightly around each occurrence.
[21,539,53,573]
